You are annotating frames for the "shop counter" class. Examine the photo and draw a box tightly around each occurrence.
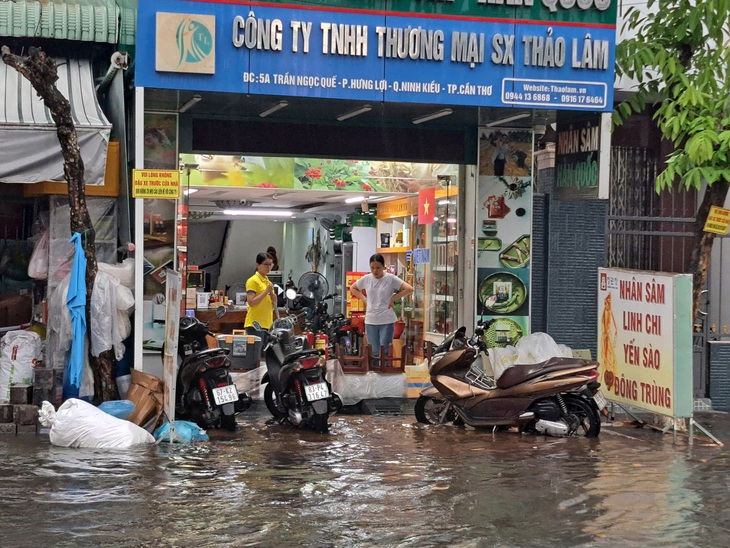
[194,307,293,333]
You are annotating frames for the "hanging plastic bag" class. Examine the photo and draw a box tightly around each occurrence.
[28,230,50,279]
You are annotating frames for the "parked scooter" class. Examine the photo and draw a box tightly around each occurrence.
[416,321,606,437]
[255,292,342,433]
[173,308,252,431]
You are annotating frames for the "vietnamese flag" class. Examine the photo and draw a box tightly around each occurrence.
[418,187,436,225]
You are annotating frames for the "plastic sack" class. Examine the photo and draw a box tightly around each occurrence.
[98,399,135,420]
[0,330,42,403]
[38,399,155,449]
[154,420,209,443]
[28,230,49,279]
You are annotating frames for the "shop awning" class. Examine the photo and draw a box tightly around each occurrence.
[0,58,112,185]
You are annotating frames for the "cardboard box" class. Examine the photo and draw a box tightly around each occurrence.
[405,364,431,398]
[0,293,32,328]
[126,369,164,428]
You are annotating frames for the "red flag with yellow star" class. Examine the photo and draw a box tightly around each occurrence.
[418,187,435,225]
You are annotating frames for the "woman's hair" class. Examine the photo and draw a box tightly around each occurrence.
[256,252,273,265]
[369,253,385,266]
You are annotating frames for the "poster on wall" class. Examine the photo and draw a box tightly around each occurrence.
[597,268,693,418]
[476,128,533,347]
[144,113,178,170]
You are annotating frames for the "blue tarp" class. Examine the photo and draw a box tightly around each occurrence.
[62,232,87,401]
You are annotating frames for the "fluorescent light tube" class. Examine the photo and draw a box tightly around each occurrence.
[485,112,530,127]
[337,104,372,121]
[223,209,293,218]
[183,188,198,195]
[345,195,365,204]
[412,108,453,125]
[179,95,202,113]
[259,100,289,118]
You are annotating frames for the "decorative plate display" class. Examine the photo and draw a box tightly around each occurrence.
[478,272,527,314]
[484,318,524,348]
[499,235,531,268]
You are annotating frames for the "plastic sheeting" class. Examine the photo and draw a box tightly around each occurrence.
[326,359,406,406]
[489,333,574,380]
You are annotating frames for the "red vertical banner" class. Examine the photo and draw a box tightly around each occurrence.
[418,187,436,225]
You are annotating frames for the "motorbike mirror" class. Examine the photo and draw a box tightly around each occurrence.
[285,288,298,300]
[215,305,227,318]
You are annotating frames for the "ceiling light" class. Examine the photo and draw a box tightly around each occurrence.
[345,195,365,204]
[178,94,202,113]
[412,108,453,125]
[336,104,372,122]
[223,209,293,217]
[183,188,198,195]
[485,112,530,127]
[259,100,289,118]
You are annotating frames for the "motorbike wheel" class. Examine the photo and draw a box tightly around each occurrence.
[563,394,601,437]
[221,413,237,432]
[312,413,329,433]
[414,396,456,425]
[264,383,287,420]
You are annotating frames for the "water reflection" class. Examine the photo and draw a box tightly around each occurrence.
[0,409,728,547]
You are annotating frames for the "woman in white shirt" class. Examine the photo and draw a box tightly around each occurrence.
[350,254,414,367]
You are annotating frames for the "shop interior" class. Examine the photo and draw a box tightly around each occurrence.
[142,153,462,373]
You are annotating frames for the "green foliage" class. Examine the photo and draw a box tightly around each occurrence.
[614,0,730,192]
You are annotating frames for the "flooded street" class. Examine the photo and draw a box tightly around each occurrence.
[0,403,728,547]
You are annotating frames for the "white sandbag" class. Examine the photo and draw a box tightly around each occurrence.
[38,399,155,449]
[0,330,42,403]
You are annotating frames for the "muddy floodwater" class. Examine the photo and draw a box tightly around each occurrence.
[0,405,728,547]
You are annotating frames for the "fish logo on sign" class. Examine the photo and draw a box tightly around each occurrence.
[156,13,215,74]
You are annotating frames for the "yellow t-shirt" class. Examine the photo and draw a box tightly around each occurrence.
[244,271,274,329]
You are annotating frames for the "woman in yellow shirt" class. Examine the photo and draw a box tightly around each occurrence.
[244,252,277,345]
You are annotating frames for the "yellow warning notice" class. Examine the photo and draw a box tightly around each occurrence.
[133,169,180,199]
[703,205,730,235]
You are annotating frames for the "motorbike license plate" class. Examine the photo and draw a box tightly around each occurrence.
[304,383,330,402]
[593,390,608,410]
[212,384,239,406]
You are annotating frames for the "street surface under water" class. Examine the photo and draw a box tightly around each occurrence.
[0,404,729,548]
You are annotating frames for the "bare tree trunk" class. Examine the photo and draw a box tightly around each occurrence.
[1,47,119,402]
[689,179,730,321]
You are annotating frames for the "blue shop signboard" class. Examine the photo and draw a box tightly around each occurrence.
[136,0,616,112]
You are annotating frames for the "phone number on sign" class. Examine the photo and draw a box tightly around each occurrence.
[503,90,605,106]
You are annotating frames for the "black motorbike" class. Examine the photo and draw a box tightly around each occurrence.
[255,313,342,433]
[173,314,252,431]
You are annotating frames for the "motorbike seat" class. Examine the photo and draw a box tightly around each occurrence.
[181,347,229,366]
[282,348,322,365]
[496,357,596,389]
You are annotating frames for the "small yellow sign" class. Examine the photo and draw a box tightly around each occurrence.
[703,205,730,235]
[133,169,180,199]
